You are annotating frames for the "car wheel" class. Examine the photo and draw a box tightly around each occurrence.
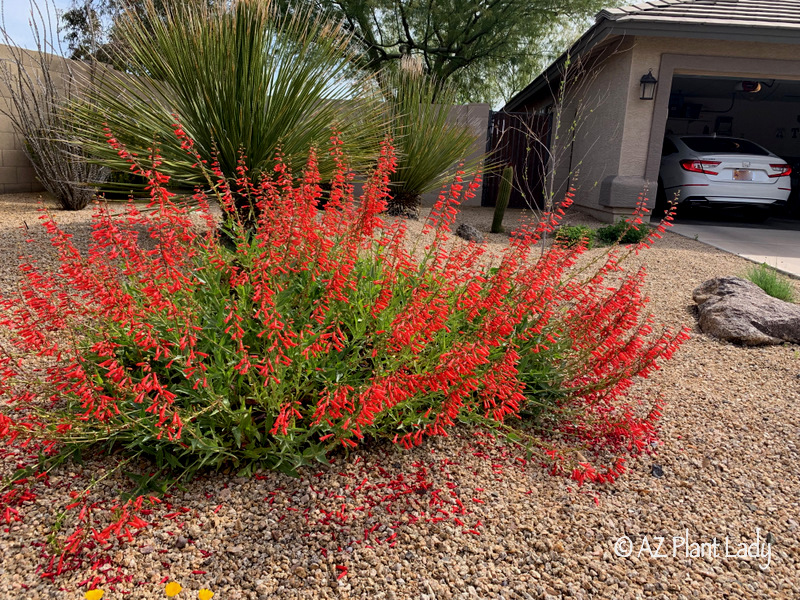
[747,206,771,223]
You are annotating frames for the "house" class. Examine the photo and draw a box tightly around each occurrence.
[504,0,800,222]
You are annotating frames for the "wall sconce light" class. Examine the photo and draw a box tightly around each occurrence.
[640,70,658,100]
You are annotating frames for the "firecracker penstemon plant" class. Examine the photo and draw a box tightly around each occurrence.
[0,124,687,572]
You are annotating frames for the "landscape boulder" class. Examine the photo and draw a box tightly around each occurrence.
[692,276,800,345]
[455,223,483,243]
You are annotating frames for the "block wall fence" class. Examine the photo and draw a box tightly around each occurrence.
[0,44,43,194]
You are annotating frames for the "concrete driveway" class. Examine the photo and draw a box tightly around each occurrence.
[666,214,800,278]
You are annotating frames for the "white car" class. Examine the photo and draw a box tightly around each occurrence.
[658,135,792,216]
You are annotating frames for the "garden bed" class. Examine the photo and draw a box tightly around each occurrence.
[0,193,798,599]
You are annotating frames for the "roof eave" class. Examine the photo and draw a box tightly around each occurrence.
[503,19,615,112]
[503,20,800,112]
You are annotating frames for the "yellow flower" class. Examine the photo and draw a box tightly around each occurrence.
[198,590,214,600]
[165,581,183,597]
[84,591,104,600]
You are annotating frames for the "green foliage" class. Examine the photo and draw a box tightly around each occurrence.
[491,165,513,233]
[744,263,796,303]
[1,132,689,493]
[554,225,594,249]
[273,0,619,104]
[595,221,650,245]
[384,58,480,214]
[67,0,383,198]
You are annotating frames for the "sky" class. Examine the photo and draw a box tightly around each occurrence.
[1,0,73,52]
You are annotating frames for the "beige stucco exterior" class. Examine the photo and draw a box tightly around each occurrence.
[544,40,635,217]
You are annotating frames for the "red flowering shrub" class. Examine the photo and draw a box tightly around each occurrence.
[0,126,688,499]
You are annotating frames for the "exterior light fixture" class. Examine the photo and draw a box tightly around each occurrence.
[640,70,658,100]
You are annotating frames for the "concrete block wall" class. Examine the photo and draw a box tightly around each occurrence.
[0,42,78,194]
[0,99,42,194]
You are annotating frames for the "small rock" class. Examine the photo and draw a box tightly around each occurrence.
[651,464,664,478]
[455,223,483,243]
[139,546,154,555]
[175,536,188,549]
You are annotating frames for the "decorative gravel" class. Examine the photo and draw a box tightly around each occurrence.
[0,194,798,599]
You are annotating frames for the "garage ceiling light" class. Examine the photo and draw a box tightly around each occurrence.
[735,81,762,93]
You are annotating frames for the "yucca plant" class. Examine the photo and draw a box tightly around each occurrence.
[384,57,480,217]
[67,0,383,218]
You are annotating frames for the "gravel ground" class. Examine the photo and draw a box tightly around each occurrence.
[0,193,799,600]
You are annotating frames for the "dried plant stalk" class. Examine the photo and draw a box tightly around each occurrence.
[0,0,107,209]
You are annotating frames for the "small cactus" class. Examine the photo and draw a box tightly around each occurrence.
[491,165,513,233]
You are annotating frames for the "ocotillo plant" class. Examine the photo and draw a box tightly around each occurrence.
[491,165,513,233]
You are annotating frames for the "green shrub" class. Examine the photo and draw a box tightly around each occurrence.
[554,225,594,248]
[745,263,796,302]
[0,128,691,496]
[595,220,650,245]
[384,57,480,216]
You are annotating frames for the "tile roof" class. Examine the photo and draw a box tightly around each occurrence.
[599,0,800,30]
[504,0,800,111]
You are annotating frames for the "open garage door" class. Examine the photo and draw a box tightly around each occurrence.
[662,74,800,220]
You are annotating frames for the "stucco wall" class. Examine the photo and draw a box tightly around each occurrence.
[552,41,635,214]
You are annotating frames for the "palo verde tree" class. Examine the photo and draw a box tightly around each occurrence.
[61,0,208,70]
[274,0,617,104]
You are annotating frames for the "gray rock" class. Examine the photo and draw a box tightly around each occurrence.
[455,223,483,243]
[692,277,800,345]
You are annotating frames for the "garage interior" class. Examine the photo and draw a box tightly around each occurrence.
[663,74,800,220]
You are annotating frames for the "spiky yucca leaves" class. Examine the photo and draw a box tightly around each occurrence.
[67,0,383,216]
[385,58,481,217]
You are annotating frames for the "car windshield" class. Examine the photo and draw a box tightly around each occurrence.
[680,137,769,156]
